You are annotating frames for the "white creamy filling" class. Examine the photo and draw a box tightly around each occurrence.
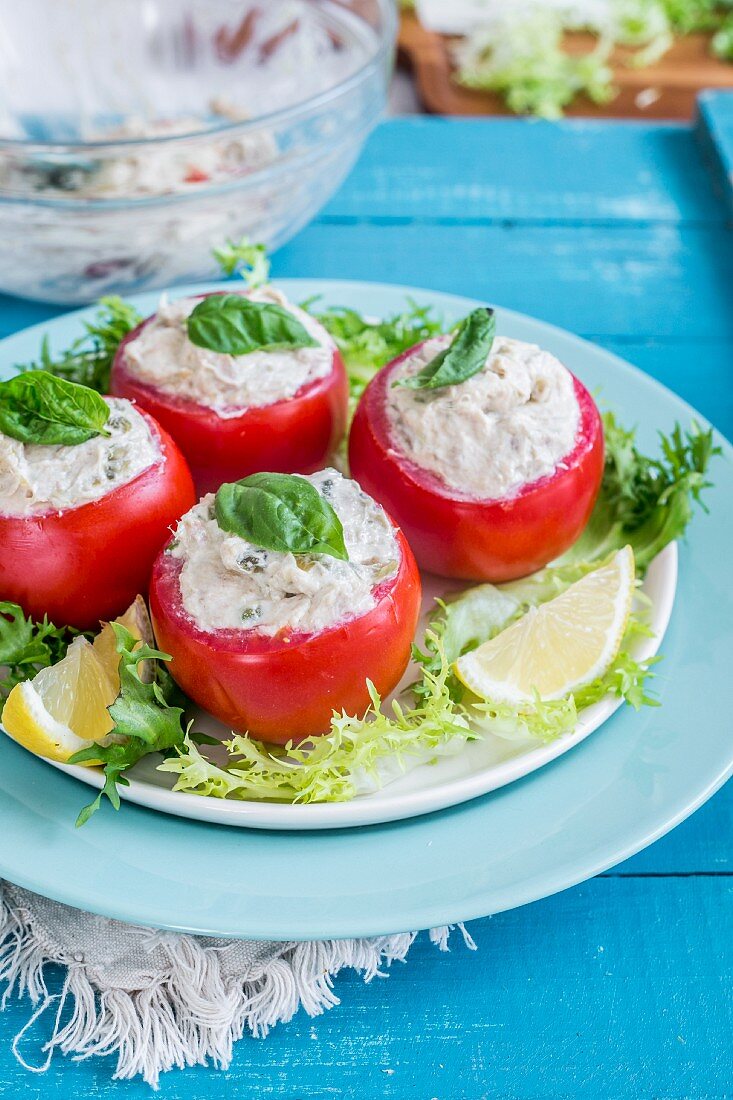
[0,2,368,199]
[387,335,581,500]
[169,469,400,636]
[122,287,334,417]
[76,118,278,200]
[0,397,161,516]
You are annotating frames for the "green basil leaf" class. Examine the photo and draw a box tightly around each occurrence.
[395,307,496,391]
[186,295,319,356]
[0,370,111,445]
[215,473,349,561]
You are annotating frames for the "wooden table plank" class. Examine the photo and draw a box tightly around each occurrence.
[0,114,731,1098]
[696,90,733,216]
[596,339,733,429]
[274,222,733,343]
[399,12,733,123]
[325,118,726,225]
[1,876,730,1099]
[8,225,733,347]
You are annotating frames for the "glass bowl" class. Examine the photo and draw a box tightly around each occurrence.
[0,0,396,304]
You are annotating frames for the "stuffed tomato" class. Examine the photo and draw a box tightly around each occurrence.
[0,374,195,629]
[149,469,421,743]
[110,287,348,494]
[349,309,604,582]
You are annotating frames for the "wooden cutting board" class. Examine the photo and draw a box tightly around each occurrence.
[398,10,733,119]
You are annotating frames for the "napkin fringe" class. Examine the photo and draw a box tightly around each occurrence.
[0,889,475,1088]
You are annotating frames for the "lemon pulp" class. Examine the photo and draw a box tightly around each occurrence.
[454,546,635,704]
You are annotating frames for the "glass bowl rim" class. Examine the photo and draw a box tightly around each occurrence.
[0,0,397,158]
[0,109,377,212]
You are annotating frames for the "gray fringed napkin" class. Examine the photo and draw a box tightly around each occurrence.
[0,881,475,1088]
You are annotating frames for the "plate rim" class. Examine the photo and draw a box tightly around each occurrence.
[44,544,678,830]
[0,277,730,940]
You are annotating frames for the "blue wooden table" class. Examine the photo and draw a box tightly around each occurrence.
[1,102,732,1098]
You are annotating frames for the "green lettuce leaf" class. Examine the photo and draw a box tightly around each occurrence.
[304,298,446,408]
[0,603,78,703]
[212,236,271,288]
[69,624,186,826]
[564,413,719,574]
[452,9,616,120]
[16,296,141,393]
[450,2,732,120]
[160,567,657,806]
[158,634,474,804]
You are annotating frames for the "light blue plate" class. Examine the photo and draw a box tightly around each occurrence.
[0,280,731,941]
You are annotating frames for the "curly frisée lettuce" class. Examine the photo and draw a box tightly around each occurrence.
[564,413,719,574]
[16,297,141,394]
[160,575,656,806]
[305,298,446,407]
[158,637,473,804]
[0,603,80,701]
[68,624,188,826]
[450,1,733,120]
[159,413,717,808]
[212,236,271,288]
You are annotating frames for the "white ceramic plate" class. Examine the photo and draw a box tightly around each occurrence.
[33,277,678,830]
[49,544,675,830]
[3,280,723,940]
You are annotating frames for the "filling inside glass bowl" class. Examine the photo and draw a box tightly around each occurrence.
[0,0,380,199]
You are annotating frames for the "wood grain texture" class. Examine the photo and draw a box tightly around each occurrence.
[275,223,733,343]
[324,119,725,224]
[0,876,730,1099]
[0,114,731,1097]
[399,11,733,121]
[696,90,733,216]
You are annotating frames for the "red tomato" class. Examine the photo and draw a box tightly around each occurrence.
[149,527,422,744]
[183,167,210,184]
[110,293,349,495]
[348,345,604,582]
[0,410,196,630]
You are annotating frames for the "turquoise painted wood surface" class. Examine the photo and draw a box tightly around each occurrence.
[697,91,733,216]
[0,114,731,1097]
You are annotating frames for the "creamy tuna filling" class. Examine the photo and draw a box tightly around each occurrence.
[387,335,581,500]
[123,287,334,417]
[0,397,160,516]
[169,469,399,636]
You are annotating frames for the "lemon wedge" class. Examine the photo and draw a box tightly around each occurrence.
[93,594,154,684]
[2,596,153,764]
[454,546,635,704]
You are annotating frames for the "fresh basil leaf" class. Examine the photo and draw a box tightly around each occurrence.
[0,370,111,445]
[215,473,348,561]
[186,295,319,356]
[307,297,446,408]
[395,307,496,391]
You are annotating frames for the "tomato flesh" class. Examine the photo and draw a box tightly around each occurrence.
[149,528,422,744]
[0,412,196,630]
[110,295,349,495]
[348,346,605,582]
